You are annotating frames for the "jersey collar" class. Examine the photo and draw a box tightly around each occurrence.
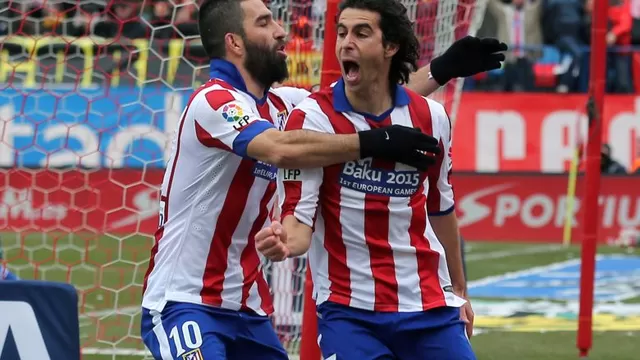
[209,59,269,105]
[332,78,410,122]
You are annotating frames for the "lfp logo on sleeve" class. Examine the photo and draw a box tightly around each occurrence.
[222,103,252,130]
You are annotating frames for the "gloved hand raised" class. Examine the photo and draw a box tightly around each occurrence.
[430,36,508,85]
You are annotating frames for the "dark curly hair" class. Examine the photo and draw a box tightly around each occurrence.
[338,0,419,86]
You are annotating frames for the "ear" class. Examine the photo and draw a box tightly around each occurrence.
[225,33,244,57]
[384,42,399,59]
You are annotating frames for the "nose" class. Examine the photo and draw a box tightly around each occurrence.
[274,22,287,40]
[338,32,357,50]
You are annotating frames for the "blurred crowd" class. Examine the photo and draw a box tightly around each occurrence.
[0,0,323,39]
[0,0,200,39]
[0,0,640,95]
[475,0,639,93]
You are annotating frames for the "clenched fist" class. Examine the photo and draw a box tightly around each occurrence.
[255,221,290,262]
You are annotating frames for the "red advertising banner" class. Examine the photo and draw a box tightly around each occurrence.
[1,169,637,244]
[454,93,640,172]
[453,173,640,244]
[0,169,163,236]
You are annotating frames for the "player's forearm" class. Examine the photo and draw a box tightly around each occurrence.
[406,64,442,97]
[282,215,313,257]
[248,129,359,168]
[429,212,467,296]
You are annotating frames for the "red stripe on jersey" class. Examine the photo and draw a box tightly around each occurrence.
[240,182,277,314]
[142,226,163,294]
[256,101,273,123]
[143,82,213,294]
[427,140,445,211]
[256,268,273,314]
[362,116,399,311]
[313,93,353,305]
[280,109,306,221]
[205,89,236,110]
[268,92,287,113]
[194,120,233,151]
[407,91,446,308]
[201,159,257,305]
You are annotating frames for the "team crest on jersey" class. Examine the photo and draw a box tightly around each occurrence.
[339,158,421,197]
[276,110,288,130]
[253,161,277,181]
[182,348,203,360]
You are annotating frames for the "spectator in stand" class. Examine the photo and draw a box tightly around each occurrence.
[601,143,628,174]
[486,0,542,91]
[584,0,633,93]
[608,0,633,92]
[632,0,640,44]
[542,0,584,93]
[148,0,174,38]
[90,1,146,39]
[65,3,107,37]
[173,0,199,37]
[145,0,198,38]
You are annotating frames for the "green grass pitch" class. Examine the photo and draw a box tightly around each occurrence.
[2,232,638,360]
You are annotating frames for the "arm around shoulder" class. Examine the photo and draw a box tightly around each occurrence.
[246,107,360,168]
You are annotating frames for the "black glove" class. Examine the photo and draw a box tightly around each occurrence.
[430,36,508,85]
[358,125,441,171]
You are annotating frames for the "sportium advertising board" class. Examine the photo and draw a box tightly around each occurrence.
[453,173,639,244]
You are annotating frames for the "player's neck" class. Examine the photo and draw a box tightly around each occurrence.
[236,62,268,99]
[345,80,393,116]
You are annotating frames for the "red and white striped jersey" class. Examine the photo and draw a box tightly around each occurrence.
[142,59,309,315]
[279,80,466,312]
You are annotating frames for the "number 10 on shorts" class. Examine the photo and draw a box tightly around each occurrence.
[169,321,203,357]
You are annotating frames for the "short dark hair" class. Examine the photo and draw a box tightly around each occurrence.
[338,0,419,85]
[198,0,246,59]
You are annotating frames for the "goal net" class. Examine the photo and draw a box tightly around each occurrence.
[0,0,487,358]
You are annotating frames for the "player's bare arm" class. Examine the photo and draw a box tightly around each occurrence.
[279,215,312,256]
[246,123,441,170]
[247,128,358,168]
[429,212,466,296]
[406,64,440,97]
[406,36,507,96]
[429,211,474,338]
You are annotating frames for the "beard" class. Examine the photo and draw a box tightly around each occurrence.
[243,37,289,90]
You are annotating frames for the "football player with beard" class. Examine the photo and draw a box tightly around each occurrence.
[140,0,506,359]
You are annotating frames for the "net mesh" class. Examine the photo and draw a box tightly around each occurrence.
[0,0,486,358]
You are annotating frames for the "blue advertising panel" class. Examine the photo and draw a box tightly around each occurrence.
[0,86,192,168]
